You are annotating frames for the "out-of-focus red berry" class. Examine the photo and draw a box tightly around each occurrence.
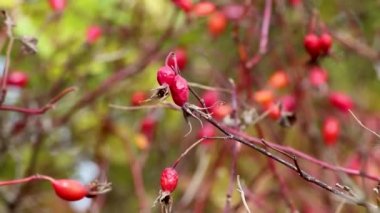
[319,33,333,55]
[322,116,340,146]
[167,48,188,71]
[208,12,227,37]
[304,33,320,59]
[49,0,66,12]
[268,70,289,89]
[328,92,353,112]
[198,123,216,145]
[131,91,146,106]
[7,71,28,88]
[192,1,216,17]
[309,66,328,87]
[86,25,103,44]
[172,0,193,12]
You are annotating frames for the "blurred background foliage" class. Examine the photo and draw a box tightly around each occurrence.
[0,0,380,212]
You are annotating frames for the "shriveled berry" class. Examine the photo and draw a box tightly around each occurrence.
[192,1,216,16]
[208,12,227,37]
[131,91,146,106]
[170,75,189,107]
[328,92,353,112]
[268,70,289,89]
[86,25,103,44]
[51,179,88,201]
[49,0,66,12]
[157,66,176,86]
[309,66,328,87]
[7,71,28,88]
[172,0,193,12]
[167,48,188,71]
[322,117,340,146]
[304,33,320,59]
[160,167,179,192]
[198,123,216,144]
[319,33,332,55]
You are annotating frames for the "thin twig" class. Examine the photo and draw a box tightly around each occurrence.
[236,175,251,213]
[349,109,380,140]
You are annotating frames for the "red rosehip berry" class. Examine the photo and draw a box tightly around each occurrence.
[304,33,320,59]
[7,71,28,88]
[322,117,340,146]
[172,0,193,12]
[51,179,88,201]
[319,33,332,55]
[86,25,103,44]
[157,66,176,86]
[288,0,301,6]
[48,0,66,12]
[328,92,353,112]
[208,11,227,37]
[167,48,188,71]
[253,89,274,106]
[198,123,216,144]
[281,95,297,112]
[140,116,156,139]
[160,167,178,193]
[212,104,232,120]
[201,90,219,108]
[308,66,328,87]
[131,91,146,106]
[169,75,189,107]
[192,1,216,17]
[266,102,281,120]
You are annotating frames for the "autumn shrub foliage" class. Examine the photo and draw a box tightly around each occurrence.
[0,0,380,212]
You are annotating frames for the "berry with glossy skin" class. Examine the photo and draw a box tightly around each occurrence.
[192,1,216,16]
[160,167,179,192]
[172,0,193,12]
[268,70,289,89]
[51,179,88,201]
[170,75,189,107]
[309,66,328,87]
[328,92,353,112]
[157,66,176,86]
[86,26,103,44]
[208,12,227,37]
[319,33,332,55]
[167,48,188,71]
[322,117,340,146]
[7,71,28,88]
[304,33,320,59]
[49,0,66,12]
[131,91,146,106]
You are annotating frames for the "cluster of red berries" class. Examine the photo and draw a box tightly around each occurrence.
[157,53,190,107]
[304,32,333,60]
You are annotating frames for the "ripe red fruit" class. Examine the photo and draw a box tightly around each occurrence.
[172,0,193,12]
[49,0,66,12]
[131,91,146,106]
[201,90,219,108]
[253,89,274,106]
[167,48,188,71]
[86,26,103,44]
[308,67,328,87]
[281,95,297,112]
[160,167,179,193]
[319,33,332,55]
[208,12,227,37]
[7,71,28,88]
[51,179,88,201]
[157,66,176,86]
[192,1,216,16]
[213,104,232,120]
[198,123,216,144]
[266,102,281,120]
[140,116,156,139]
[268,70,289,89]
[170,75,189,107]
[322,117,340,146]
[304,33,320,59]
[328,92,353,112]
